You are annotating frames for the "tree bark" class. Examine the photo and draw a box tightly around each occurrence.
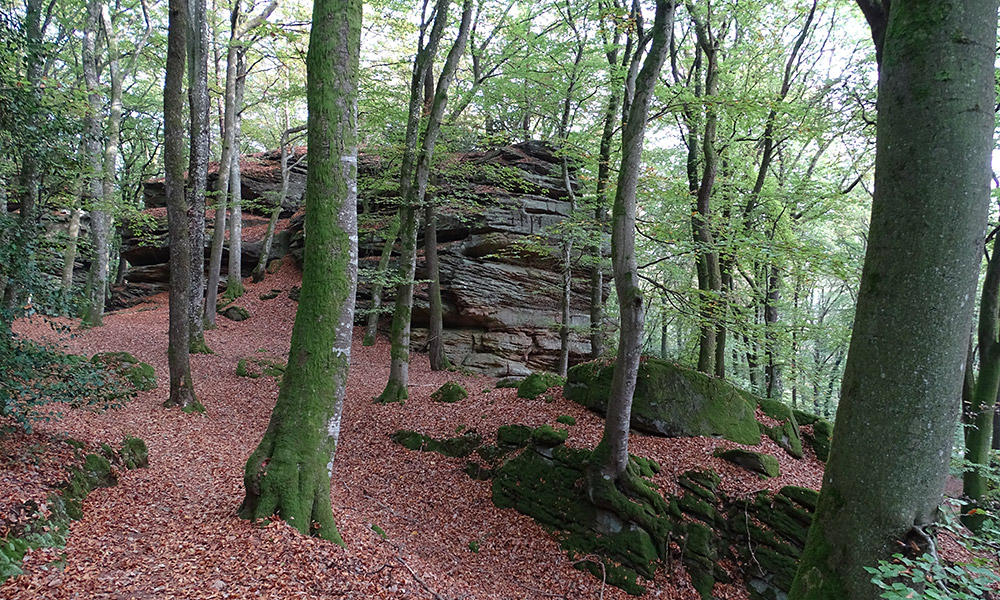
[599,0,674,480]
[962,210,1000,528]
[423,179,450,370]
[239,0,359,543]
[253,124,307,283]
[790,2,996,597]
[186,0,211,353]
[163,0,201,411]
[81,0,109,328]
[379,0,473,402]
[226,55,248,299]
[362,214,400,346]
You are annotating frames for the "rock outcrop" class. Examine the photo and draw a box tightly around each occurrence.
[122,141,606,375]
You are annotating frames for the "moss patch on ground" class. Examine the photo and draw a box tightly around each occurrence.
[517,373,566,401]
[91,351,157,391]
[0,437,149,584]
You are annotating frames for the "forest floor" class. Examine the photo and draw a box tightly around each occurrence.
[0,261,830,600]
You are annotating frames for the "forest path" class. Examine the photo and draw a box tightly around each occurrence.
[3,261,776,599]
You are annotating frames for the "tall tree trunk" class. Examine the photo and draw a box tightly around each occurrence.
[81,0,108,327]
[226,54,248,299]
[378,0,473,403]
[163,0,201,411]
[790,2,996,598]
[239,0,360,542]
[204,1,241,327]
[598,0,674,480]
[362,215,400,346]
[187,0,211,353]
[61,204,82,308]
[686,3,722,376]
[962,210,1000,528]
[764,266,782,398]
[423,188,449,370]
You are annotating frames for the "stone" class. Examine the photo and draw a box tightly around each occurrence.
[714,449,781,478]
[565,358,762,445]
[516,372,565,400]
[430,381,468,403]
[221,305,250,321]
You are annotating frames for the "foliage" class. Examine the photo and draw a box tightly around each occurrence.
[0,332,135,437]
[865,501,1000,600]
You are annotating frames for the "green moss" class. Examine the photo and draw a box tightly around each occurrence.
[517,372,566,400]
[124,362,157,391]
[181,401,206,414]
[806,419,833,462]
[779,486,819,512]
[556,415,576,426]
[236,357,286,380]
[375,378,408,404]
[530,425,568,447]
[566,358,761,444]
[259,289,281,300]
[431,381,468,403]
[792,409,821,425]
[497,424,533,447]
[714,449,781,478]
[91,352,157,391]
[389,429,483,458]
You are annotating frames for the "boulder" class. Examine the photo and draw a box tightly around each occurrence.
[564,358,762,445]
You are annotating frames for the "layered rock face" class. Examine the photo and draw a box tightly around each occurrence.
[124,141,605,375]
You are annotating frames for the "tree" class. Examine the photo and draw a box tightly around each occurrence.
[187,0,211,353]
[377,0,473,403]
[598,0,674,479]
[163,0,202,411]
[789,2,997,598]
[80,0,108,327]
[238,0,360,542]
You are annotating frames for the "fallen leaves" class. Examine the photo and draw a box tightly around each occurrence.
[5,259,823,600]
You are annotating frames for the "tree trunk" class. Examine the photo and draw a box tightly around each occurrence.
[789,2,996,598]
[424,186,450,370]
[764,266,782,398]
[239,0,360,543]
[186,0,210,353]
[599,0,674,480]
[163,0,201,411]
[686,3,722,376]
[226,55,247,299]
[962,212,1000,528]
[61,207,82,307]
[81,0,108,328]
[252,124,306,283]
[378,0,473,403]
[204,3,240,327]
[362,215,400,346]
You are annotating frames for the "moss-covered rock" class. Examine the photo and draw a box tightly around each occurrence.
[236,357,286,380]
[431,381,468,403]
[221,305,251,321]
[495,376,524,389]
[804,418,833,462]
[530,425,568,447]
[389,429,483,458]
[714,449,780,478]
[752,396,803,459]
[517,372,566,400]
[556,414,576,426]
[497,424,533,448]
[565,358,761,445]
[91,351,157,391]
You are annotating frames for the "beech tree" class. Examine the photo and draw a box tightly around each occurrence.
[598,0,674,479]
[163,0,202,411]
[377,0,473,403]
[239,0,360,541]
[790,1,997,598]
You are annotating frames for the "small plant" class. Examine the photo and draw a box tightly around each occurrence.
[468,540,480,553]
[371,524,387,540]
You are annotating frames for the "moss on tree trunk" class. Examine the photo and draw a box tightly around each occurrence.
[238,0,360,544]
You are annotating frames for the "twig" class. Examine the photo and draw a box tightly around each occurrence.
[510,577,569,599]
[571,554,607,600]
[394,555,448,600]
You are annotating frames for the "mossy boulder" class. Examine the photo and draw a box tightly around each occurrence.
[221,305,251,321]
[714,449,780,478]
[431,381,468,403]
[236,357,286,379]
[804,418,833,462]
[389,429,483,458]
[530,425,568,447]
[565,358,761,445]
[517,372,566,400]
[751,396,803,459]
[91,351,157,391]
[495,376,524,389]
